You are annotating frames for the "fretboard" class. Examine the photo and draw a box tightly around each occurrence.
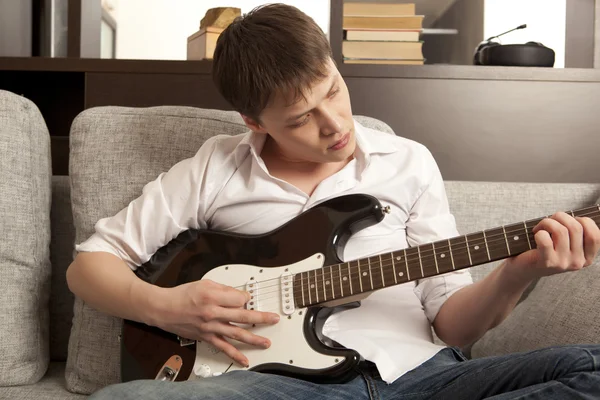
[293,205,600,308]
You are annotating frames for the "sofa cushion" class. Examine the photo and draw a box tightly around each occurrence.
[66,105,394,394]
[0,362,86,400]
[443,181,600,358]
[50,176,76,361]
[0,90,52,385]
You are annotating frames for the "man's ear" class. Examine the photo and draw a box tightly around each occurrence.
[240,114,268,134]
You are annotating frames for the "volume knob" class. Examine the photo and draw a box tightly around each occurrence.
[194,363,211,378]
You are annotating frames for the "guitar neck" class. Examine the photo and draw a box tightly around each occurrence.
[294,205,600,308]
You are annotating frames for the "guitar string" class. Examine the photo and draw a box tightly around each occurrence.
[230,211,600,311]
[233,234,600,311]
[223,209,600,310]
[222,209,600,297]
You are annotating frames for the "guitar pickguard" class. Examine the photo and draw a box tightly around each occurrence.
[191,253,346,379]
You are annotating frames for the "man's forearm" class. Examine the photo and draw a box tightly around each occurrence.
[432,261,536,348]
[66,251,161,324]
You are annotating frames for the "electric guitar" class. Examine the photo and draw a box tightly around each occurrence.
[120,193,600,384]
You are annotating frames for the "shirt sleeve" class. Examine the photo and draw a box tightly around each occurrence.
[75,136,222,270]
[409,145,473,323]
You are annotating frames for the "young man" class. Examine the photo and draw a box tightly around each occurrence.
[68,4,600,400]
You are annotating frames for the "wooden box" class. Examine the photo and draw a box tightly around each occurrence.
[187,27,224,60]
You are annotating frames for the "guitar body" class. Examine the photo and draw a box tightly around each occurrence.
[121,194,386,384]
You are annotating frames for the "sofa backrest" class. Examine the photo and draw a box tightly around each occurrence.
[50,175,75,362]
[48,177,600,361]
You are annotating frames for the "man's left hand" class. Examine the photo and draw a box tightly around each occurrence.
[505,212,600,280]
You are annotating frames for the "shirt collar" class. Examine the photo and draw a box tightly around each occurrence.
[234,118,398,167]
[353,119,399,157]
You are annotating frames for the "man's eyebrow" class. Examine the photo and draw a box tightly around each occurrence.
[285,75,339,123]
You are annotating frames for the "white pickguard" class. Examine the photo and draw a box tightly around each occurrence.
[188,253,346,379]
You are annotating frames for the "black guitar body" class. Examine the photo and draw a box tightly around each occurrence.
[121,193,386,384]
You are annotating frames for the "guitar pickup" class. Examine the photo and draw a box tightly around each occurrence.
[281,272,294,315]
[246,280,258,311]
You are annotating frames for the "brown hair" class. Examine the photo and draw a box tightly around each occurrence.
[212,3,332,122]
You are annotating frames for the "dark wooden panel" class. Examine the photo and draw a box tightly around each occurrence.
[346,76,600,183]
[0,70,85,137]
[84,72,232,110]
[51,136,69,175]
[67,0,81,57]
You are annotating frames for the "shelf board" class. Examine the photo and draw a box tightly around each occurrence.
[0,57,213,74]
[339,63,600,82]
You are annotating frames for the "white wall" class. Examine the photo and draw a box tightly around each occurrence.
[105,0,330,60]
[484,0,566,68]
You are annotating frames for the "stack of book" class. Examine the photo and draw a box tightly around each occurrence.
[342,2,425,65]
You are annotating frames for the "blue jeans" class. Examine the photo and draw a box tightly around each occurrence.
[90,345,600,400]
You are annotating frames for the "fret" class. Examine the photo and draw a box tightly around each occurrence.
[313,269,319,304]
[357,260,364,293]
[338,264,344,298]
[321,267,327,301]
[380,253,398,285]
[434,239,454,273]
[359,259,372,292]
[523,221,532,250]
[449,236,471,270]
[569,210,575,217]
[379,255,386,287]
[482,230,492,261]
[348,262,354,295]
[367,257,374,290]
[525,218,540,249]
[417,246,424,277]
[432,242,440,274]
[404,247,423,279]
[306,271,312,306]
[419,243,435,278]
[502,226,511,255]
[404,248,411,280]
[448,239,456,270]
[391,251,408,283]
[293,274,302,308]
[465,232,489,266]
[368,256,384,290]
[504,222,531,255]
[327,265,335,300]
[390,252,398,284]
[300,272,306,308]
[339,263,351,297]
[485,227,510,260]
[464,235,473,265]
[349,260,361,295]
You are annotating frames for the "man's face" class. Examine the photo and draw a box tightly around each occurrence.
[247,59,355,164]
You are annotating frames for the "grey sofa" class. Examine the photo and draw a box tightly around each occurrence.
[1,88,600,399]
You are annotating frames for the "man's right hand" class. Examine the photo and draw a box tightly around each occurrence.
[145,279,281,368]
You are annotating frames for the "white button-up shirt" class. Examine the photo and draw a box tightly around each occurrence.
[76,120,473,384]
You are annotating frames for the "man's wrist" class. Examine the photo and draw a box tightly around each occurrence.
[497,259,538,293]
[129,278,166,326]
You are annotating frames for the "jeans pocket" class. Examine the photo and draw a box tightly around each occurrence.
[449,346,469,362]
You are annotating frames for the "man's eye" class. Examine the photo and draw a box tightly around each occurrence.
[329,88,340,97]
[290,115,310,128]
